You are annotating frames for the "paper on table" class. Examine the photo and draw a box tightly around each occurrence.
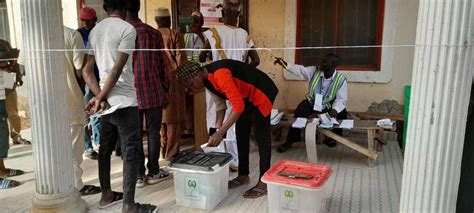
[377,119,394,126]
[90,104,122,118]
[330,117,339,125]
[319,123,333,129]
[292,117,307,129]
[312,118,320,125]
[339,120,354,129]
[200,142,226,153]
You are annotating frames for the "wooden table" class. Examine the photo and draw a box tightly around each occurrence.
[304,119,394,166]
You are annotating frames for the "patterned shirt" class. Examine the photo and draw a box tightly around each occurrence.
[128,19,169,110]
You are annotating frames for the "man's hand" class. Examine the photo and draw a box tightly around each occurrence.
[15,75,23,87]
[273,57,288,68]
[208,131,224,147]
[329,109,338,118]
[85,97,110,115]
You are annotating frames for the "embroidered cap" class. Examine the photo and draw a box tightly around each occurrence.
[176,61,202,81]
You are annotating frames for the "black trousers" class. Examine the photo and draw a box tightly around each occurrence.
[138,107,163,177]
[98,107,144,204]
[456,83,474,213]
[235,104,272,178]
[285,99,348,145]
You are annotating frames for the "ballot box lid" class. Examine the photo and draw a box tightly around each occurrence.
[169,151,233,172]
[262,160,332,189]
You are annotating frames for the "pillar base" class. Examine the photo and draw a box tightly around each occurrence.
[31,190,86,213]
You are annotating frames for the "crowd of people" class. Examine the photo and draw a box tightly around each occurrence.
[0,0,348,212]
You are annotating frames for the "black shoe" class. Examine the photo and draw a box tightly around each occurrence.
[323,139,337,148]
[277,143,292,153]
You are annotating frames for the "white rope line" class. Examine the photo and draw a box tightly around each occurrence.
[1,43,472,62]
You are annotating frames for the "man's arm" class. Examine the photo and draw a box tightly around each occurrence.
[274,57,315,80]
[82,54,101,96]
[156,32,169,91]
[208,69,245,146]
[245,36,260,67]
[211,92,227,128]
[95,52,129,102]
[247,48,260,67]
[72,31,86,91]
[331,79,348,116]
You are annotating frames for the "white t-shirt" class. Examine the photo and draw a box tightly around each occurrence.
[87,17,138,108]
[203,25,254,62]
[64,27,86,125]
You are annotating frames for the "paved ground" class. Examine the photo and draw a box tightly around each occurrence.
[0,129,403,213]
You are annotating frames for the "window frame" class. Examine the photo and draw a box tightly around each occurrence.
[295,0,385,71]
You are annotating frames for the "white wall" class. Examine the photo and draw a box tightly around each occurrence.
[279,0,419,111]
[6,0,80,49]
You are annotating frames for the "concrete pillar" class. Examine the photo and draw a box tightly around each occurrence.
[20,0,86,212]
[400,0,474,212]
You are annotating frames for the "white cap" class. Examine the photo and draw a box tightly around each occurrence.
[154,7,170,17]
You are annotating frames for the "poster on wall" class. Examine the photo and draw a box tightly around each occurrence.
[200,0,224,28]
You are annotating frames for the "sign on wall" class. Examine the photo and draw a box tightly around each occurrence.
[200,0,224,28]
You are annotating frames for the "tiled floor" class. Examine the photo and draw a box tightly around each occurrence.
[0,129,403,212]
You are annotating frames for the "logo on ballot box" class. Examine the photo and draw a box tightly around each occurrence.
[280,187,298,211]
[185,177,200,200]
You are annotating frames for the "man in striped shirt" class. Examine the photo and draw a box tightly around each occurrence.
[126,0,170,188]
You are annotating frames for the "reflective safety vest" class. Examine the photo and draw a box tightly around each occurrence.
[306,71,346,110]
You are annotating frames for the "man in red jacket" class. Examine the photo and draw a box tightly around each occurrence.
[176,60,278,199]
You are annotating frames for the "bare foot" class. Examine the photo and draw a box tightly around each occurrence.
[99,191,114,207]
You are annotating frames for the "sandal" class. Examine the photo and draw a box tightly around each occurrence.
[0,178,21,189]
[228,179,248,189]
[135,203,158,213]
[2,169,24,178]
[98,191,123,209]
[80,185,101,196]
[243,186,267,199]
[84,151,99,160]
[13,137,32,145]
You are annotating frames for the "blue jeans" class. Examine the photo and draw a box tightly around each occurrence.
[84,87,101,152]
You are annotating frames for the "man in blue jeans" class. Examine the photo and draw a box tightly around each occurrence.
[77,6,101,160]
[83,0,156,212]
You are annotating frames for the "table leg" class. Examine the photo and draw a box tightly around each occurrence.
[317,128,378,160]
[376,129,386,151]
[368,129,376,167]
[305,122,318,164]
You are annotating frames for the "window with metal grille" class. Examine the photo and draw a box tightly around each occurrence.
[296,0,385,71]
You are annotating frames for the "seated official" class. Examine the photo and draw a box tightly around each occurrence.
[274,53,348,153]
[176,60,278,199]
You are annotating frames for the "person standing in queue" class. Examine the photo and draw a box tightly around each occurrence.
[176,60,278,199]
